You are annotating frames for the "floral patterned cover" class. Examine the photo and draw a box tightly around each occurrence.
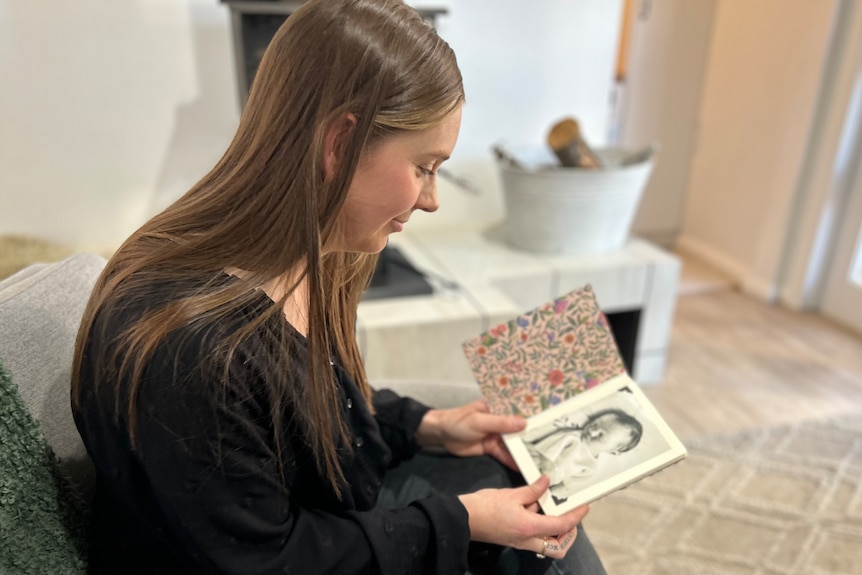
[462,285,626,417]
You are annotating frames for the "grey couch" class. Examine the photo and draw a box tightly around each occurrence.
[0,253,481,571]
[0,253,107,496]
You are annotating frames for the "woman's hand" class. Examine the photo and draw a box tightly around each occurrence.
[458,475,589,560]
[416,399,526,469]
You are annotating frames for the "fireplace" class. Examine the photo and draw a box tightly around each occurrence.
[364,246,434,301]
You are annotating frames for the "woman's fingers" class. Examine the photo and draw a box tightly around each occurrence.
[470,399,490,413]
[513,476,591,559]
[531,507,588,560]
[530,504,590,542]
[469,410,527,436]
[558,504,590,525]
[521,474,551,503]
[459,483,590,560]
[538,525,580,560]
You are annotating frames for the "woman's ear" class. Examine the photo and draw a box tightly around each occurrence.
[324,113,358,181]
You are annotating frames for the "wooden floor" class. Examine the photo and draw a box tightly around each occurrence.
[643,258,862,441]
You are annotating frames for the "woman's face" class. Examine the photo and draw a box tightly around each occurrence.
[331,107,462,254]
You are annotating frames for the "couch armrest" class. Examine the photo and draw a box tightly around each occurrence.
[0,252,107,495]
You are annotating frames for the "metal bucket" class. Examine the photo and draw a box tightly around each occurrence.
[499,146,657,255]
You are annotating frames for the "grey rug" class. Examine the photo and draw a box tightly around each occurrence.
[586,413,862,574]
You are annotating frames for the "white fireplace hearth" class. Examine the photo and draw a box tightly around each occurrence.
[358,224,680,387]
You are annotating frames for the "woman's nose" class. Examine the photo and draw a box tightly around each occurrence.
[415,182,440,213]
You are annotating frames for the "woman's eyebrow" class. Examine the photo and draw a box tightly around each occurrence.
[423,151,451,162]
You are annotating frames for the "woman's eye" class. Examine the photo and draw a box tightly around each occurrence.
[418,166,435,177]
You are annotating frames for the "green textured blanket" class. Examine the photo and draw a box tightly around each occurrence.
[0,359,89,574]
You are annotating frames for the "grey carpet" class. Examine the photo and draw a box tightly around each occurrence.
[586,413,862,574]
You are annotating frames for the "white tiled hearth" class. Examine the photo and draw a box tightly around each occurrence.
[358,225,681,386]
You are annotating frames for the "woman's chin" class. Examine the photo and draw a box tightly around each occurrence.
[346,235,391,255]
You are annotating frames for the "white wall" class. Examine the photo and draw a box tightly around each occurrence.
[0,0,623,251]
[677,0,840,300]
[420,0,623,232]
[0,0,239,252]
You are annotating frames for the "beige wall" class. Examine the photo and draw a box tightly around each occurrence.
[621,0,717,246]
[677,0,839,299]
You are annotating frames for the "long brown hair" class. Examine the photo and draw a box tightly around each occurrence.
[71,0,464,494]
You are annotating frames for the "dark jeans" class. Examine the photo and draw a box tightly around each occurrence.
[378,451,607,575]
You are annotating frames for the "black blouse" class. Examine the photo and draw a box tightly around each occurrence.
[73,289,470,574]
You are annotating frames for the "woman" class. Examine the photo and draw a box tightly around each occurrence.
[71,1,605,573]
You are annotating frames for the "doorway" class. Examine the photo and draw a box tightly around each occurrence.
[776,0,862,336]
[820,144,862,333]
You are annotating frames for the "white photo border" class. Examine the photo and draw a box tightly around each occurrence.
[503,373,687,516]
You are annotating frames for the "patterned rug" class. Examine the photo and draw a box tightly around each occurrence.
[586,413,862,574]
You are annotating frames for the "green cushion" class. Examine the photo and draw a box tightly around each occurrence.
[0,358,89,574]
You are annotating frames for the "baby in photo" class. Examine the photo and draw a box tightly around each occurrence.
[523,409,643,503]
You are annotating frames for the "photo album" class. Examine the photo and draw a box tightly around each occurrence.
[462,285,686,516]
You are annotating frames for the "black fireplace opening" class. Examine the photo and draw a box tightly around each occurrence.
[362,246,434,301]
[604,308,641,376]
